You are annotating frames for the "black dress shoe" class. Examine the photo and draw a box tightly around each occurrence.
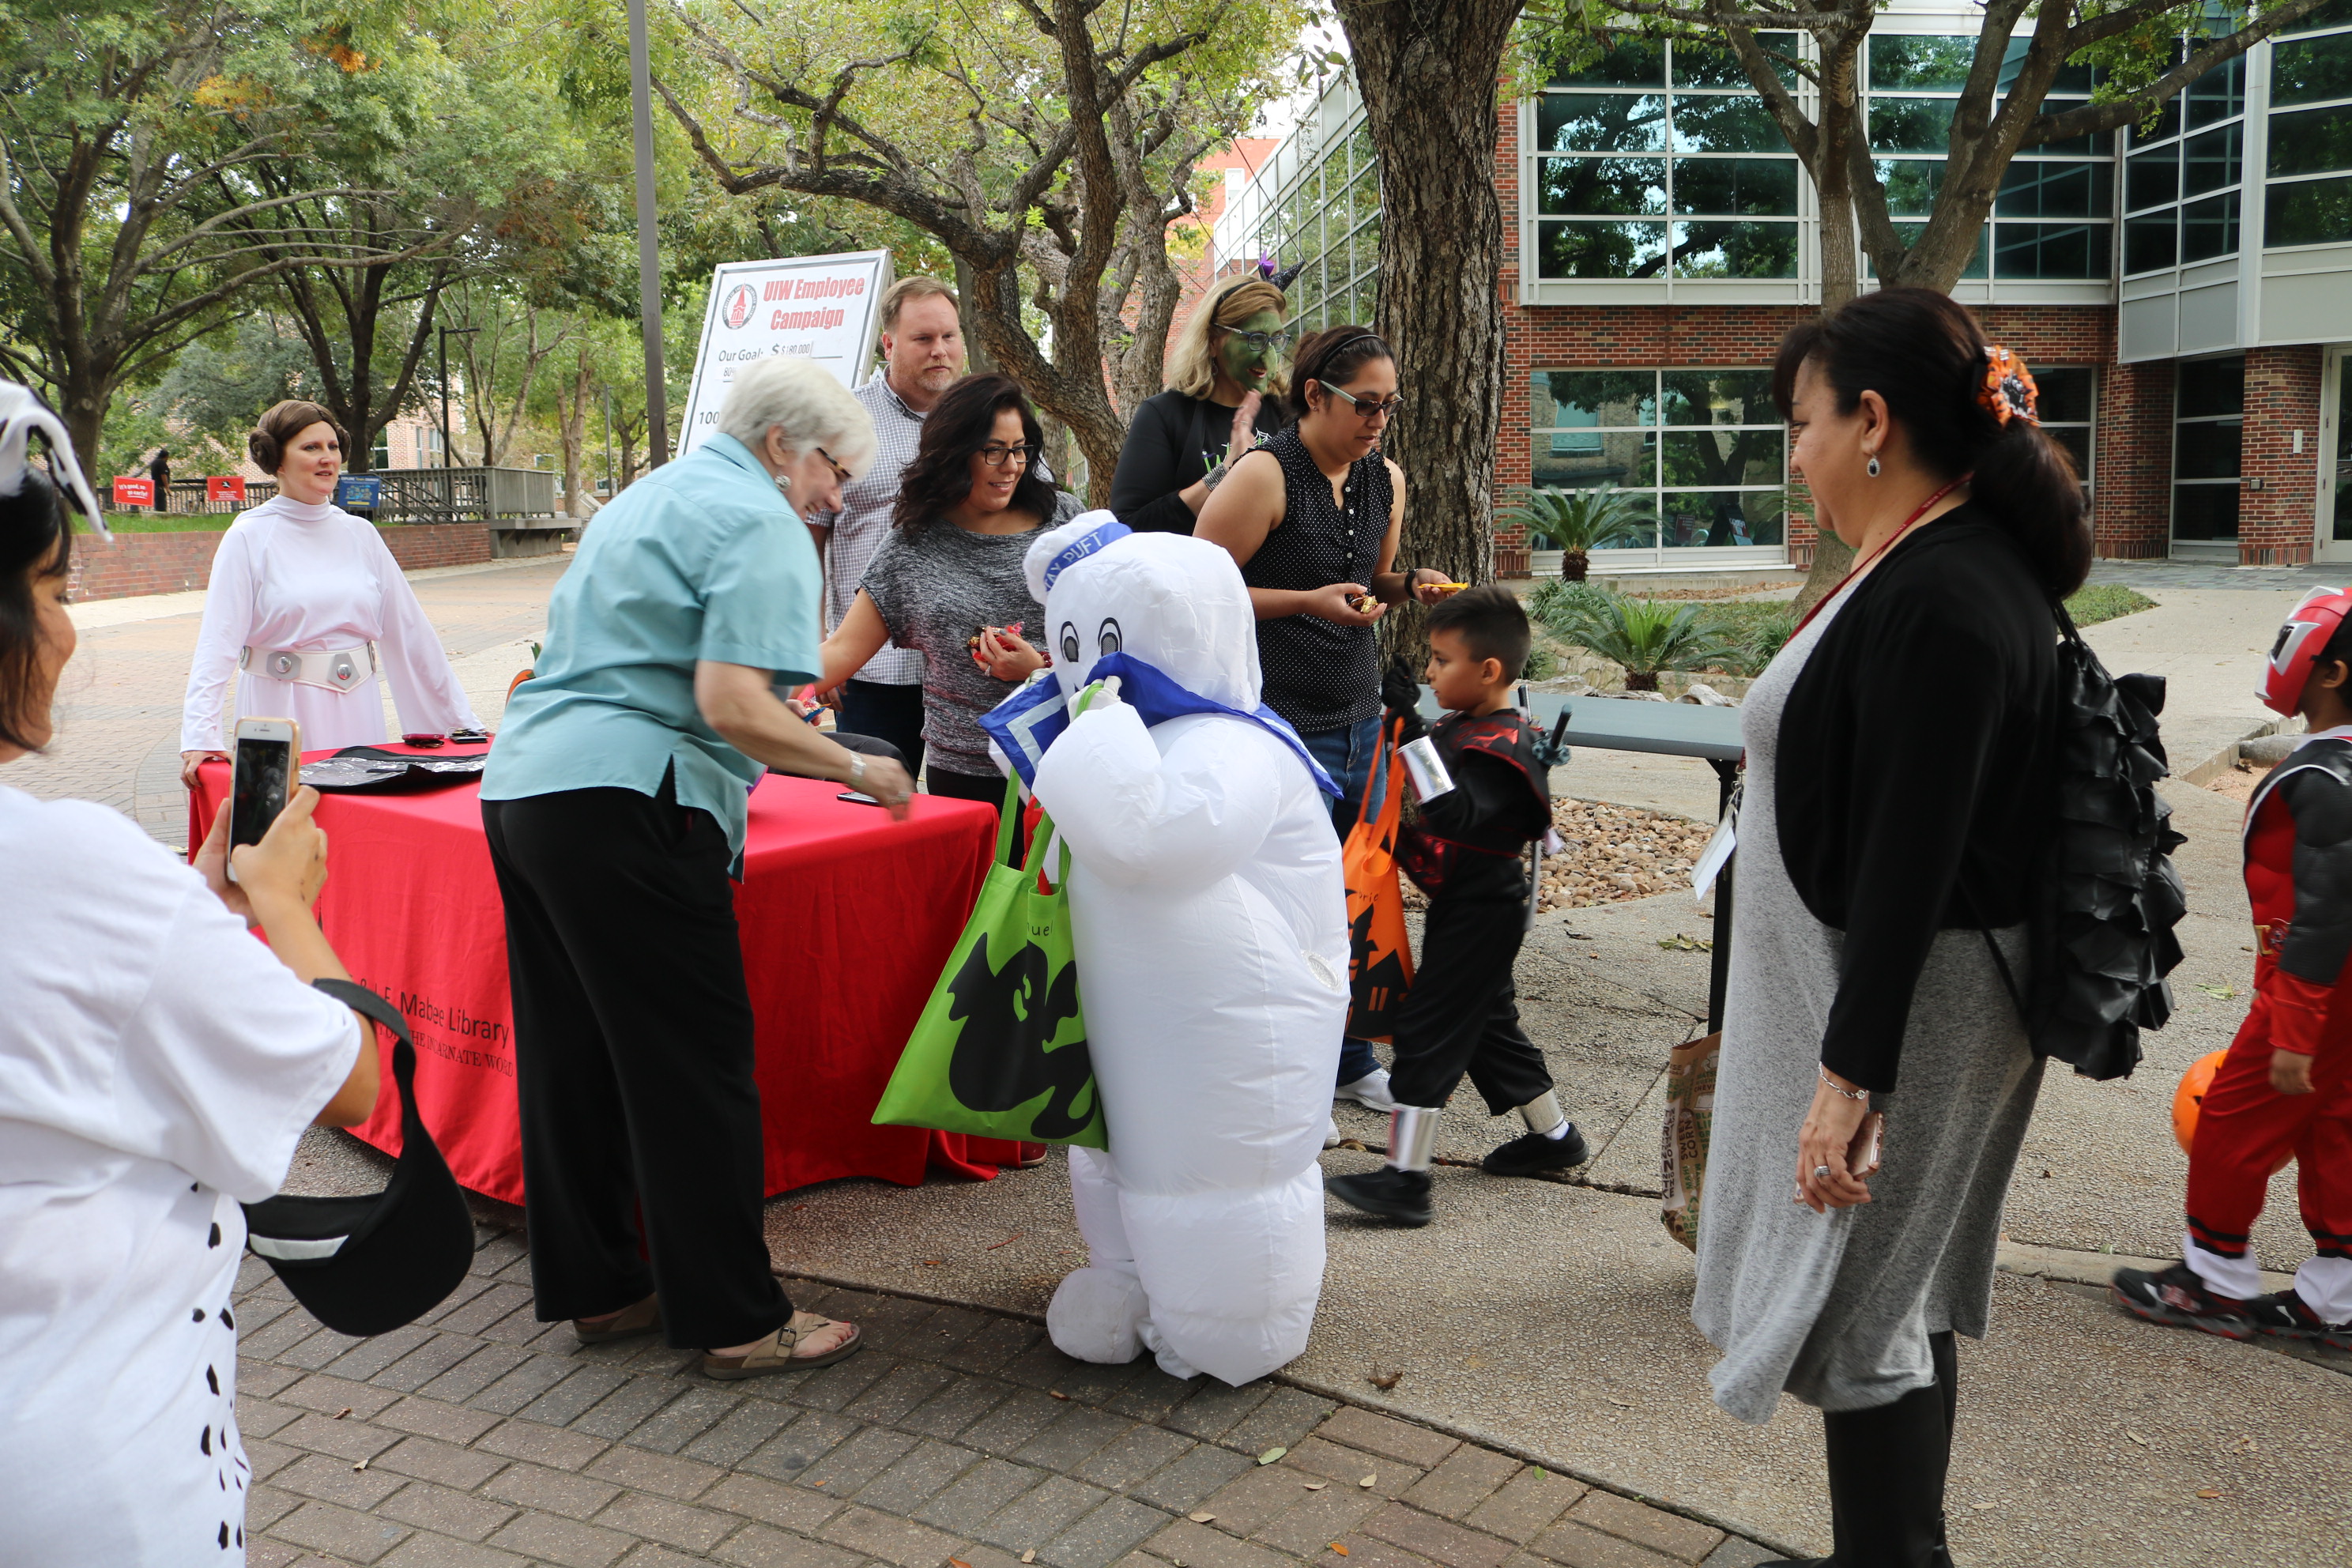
[1481,1125,1589,1178]
[1328,1166,1434,1226]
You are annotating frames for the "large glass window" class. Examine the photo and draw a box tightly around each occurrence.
[2125,50,2249,273]
[1529,368,1787,554]
[2173,355,2244,547]
[1227,120,1383,339]
[2034,368,2098,497]
[1871,34,2113,281]
[2267,6,2352,248]
[1536,36,1804,280]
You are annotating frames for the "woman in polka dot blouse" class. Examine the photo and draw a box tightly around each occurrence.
[1195,327,1452,1099]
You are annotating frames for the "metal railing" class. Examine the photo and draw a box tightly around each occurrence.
[369,466,563,526]
[154,478,279,515]
[145,467,567,527]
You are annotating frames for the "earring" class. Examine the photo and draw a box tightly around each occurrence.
[1866,455,1882,478]
[775,473,792,495]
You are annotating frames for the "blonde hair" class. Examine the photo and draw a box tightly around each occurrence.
[880,276,959,334]
[1164,277,1290,400]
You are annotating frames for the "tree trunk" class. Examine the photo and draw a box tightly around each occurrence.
[1812,39,1864,311]
[952,254,1000,375]
[556,346,593,518]
[1333,0,1525,671]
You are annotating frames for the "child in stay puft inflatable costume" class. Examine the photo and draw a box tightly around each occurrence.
[980,512,1348,1385]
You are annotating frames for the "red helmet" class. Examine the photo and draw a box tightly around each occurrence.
[2262,587,2352,716]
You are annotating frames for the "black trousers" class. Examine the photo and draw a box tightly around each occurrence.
[842,678,925,782]
[1818,1330,1958,1567]
[482,778,792,1350]
[1386,894,1555,1114]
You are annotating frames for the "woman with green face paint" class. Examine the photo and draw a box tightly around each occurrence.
[1109,277,1295,535]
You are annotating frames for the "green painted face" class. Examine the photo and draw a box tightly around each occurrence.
[1215,310,1285,391]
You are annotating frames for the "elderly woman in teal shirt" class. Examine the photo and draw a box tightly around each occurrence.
[481,356,908,1379]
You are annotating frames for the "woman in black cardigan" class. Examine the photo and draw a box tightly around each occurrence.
[1691,288,2090,1568]
[1109,276,1293,534]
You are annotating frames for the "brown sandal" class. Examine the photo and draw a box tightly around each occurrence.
[700,1311,862,1380]
[574,1293,661,1345]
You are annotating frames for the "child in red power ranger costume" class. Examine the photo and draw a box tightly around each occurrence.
[2113,588,2352,1348]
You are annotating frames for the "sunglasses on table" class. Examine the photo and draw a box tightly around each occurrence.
[978,444,1038,469]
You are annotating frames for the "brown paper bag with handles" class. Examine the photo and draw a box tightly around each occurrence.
[1660,1030,1721,1252]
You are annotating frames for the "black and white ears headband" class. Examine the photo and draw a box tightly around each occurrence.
[0,380,110,540]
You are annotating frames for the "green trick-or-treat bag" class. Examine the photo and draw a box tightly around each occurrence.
[872,763,1107,1149]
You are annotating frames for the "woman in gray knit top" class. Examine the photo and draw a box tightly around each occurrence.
[813,375,1077,826]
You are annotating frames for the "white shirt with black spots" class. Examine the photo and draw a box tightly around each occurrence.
[0,786,360,1565]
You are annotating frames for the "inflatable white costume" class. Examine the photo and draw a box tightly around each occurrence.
[990,514,1347,1385]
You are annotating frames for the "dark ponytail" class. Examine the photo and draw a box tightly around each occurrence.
[1288,326,1393,420]
[0,464,70,752]
[1770,287,2090,597]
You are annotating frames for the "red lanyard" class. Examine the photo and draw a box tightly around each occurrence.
[1790,473,1971,639]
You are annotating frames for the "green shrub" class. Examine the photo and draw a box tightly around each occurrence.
[1540,586,1737,692]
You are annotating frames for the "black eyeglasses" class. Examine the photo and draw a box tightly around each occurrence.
[1221,328,1293,352]
[814,447,854,484]
[978,443,1037,469]
[1322,385,1405,422]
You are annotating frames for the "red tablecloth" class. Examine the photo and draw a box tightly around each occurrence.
[190,748,1019,1204]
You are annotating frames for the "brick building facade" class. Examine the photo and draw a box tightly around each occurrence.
[1213,2,2352,574]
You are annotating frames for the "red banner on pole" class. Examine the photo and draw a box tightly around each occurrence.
[111,477,154,507]
[205,475,247,505]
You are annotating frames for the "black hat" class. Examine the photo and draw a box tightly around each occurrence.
[241,980,477,1336]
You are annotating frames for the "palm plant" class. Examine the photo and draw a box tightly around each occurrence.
[1509,485,1647,582]
[1542,590,1736,692]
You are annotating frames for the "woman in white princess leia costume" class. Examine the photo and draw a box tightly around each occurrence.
[179,400,481,784]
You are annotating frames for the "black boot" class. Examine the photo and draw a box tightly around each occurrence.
[1482,1124,1589,1177]
[1327,1167,1434,1226]
[1818,1378,1954,1567]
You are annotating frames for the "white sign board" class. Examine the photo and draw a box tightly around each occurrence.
[677,249,893,454]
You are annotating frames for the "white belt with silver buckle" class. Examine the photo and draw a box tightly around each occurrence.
[239,642,378,693]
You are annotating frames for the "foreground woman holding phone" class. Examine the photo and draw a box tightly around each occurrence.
[0,383,379,1564]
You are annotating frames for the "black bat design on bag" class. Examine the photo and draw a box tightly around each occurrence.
[1348,901,1410,1029]
[943,933,1098,1138]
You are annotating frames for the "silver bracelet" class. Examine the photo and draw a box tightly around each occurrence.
[1818,1065,1869,1101]
[1200,460,1231,493]
[845,752,867,790]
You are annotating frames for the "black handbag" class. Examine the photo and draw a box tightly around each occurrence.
[1979,601,2186,1081]
[241,980,477,1335]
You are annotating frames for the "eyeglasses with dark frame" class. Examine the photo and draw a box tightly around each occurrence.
[813,447,854,484]
[1320,384,1405,423]
[1219,327,1294,353]
[977,443,1038,469]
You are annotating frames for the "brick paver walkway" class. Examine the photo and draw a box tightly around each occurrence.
[232,1232,1772,1568]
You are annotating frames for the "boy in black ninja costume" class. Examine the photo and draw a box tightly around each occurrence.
[1329,586,1584,1227]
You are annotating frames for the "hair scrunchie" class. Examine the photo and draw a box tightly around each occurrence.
[1979,345,2040,427]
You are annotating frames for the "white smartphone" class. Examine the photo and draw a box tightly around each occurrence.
[227,716,300,883]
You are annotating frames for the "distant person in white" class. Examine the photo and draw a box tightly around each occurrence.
[179,399,481,787]
[0,381,379,1565]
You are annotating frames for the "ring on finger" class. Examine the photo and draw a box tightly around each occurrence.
[1812,1165,1832,1180]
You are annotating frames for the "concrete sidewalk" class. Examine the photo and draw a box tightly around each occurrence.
[24,556,2352,1564]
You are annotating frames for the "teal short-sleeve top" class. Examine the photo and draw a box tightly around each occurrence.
[481,433,820,851]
